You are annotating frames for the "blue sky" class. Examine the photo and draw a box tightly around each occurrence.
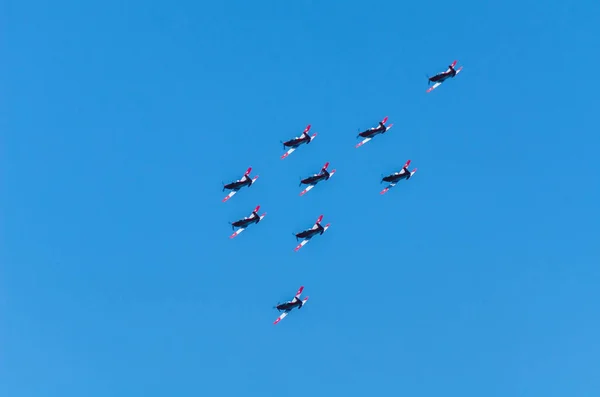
[2,0,600,396]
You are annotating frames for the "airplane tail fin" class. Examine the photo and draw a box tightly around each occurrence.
[315,215,323,225]
[245,167,252,176]
[322,162,329,171]
[403,159,411,170]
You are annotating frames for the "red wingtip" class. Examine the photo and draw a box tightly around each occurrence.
[316,215,323,224]
[323,162,329,169]
[245,167,252,175]
[253,205,260,213]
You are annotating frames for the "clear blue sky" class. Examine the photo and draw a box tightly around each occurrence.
[3,1,600,396]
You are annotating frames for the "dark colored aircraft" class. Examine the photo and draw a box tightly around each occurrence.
[283,124,313,148]
[281,125,317,159]
[358,116,392,138]
[380,160,418,195]
[294,215,331,251]
[222,167,258,202]
[273,286,309,324]
[229,205,266,239]
[295,214,325,240]
[426,60,463,93]
[299,162,336,196]
[355,117,394,148]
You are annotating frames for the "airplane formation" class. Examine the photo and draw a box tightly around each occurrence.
[221,60,463,324]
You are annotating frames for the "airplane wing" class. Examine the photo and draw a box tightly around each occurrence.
[273,297,309,325]
[311,215,323,229]
[355,136,372,148]
[380,182,396,195]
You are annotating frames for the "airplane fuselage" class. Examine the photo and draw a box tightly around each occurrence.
[382,172,409,183]
[232,214,259,228]
[301,173,327,185]
[276,299,302,311]
[295,225,324,239]
[224,179,251,190]
[284,136,309,147]
[429,69,456,83]
[359,126,385,138]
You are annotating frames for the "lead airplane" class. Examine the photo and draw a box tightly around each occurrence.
[355,116,394,148]
[426,60,463,93]
[222,167,258,202]
[273,286,309,325]
[229,205,266,238]
[293,215,330,251]
[380,160,417,195]
[281,124,317,159]
[299,162,336,196]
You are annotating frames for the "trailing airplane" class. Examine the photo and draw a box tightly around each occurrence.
[293,215,330,251]
[426,60,463,93]
[273,286,309,325]
[380,160,417,195]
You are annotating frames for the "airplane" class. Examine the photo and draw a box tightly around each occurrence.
[229,205,266,238]
[293,214,330,251]
[281,124,317,159]
[355,116,394,148]
[426,60,463,93]
[222,167,259,202]
[273,286,309,325]
[299,162,336,196]
[380,160,417,195]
